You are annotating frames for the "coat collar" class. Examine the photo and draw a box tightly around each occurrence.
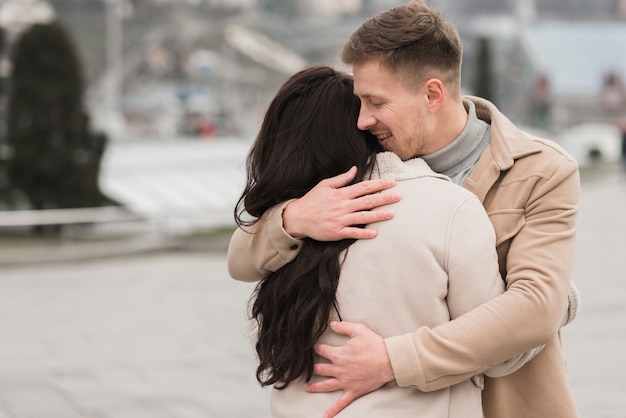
[463,95,543,201]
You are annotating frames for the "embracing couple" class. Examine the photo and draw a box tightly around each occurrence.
[228,2,581,417]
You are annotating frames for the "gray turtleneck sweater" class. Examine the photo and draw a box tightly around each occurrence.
[422,100,491,186]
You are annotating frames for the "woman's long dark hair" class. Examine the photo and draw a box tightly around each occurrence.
[234,66,381,388]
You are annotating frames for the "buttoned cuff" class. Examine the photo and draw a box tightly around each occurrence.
[264,199,303,270]
[384,332,427,390]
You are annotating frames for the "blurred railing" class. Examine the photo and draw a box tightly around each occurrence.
[0,206,175,265]
[0,206,142,227]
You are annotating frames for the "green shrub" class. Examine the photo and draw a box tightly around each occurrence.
[6,22,108,211]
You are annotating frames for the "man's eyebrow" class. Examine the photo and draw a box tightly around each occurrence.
[358,93,383,102]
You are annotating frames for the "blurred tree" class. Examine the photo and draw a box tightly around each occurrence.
[0,26,10,208]
[473,36,495,104]
[5,22,108,216]
[0,26,5,97]
[259,0,300,16]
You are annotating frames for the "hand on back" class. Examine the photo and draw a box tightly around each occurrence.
[307,321,395,417]
[283,166,401,241]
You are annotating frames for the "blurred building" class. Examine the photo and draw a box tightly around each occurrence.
[0,0,56,92]
[0,0,56,38]
[4,0,626,142]
[522,21,626,128]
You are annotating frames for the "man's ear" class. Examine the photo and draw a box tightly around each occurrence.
[425,78,445,111]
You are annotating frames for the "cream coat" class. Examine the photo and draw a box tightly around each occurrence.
[231,152,537,417]
[227,97,581,417]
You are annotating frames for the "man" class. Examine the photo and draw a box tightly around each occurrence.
[228,2,580,417]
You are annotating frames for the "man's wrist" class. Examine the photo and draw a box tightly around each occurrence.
[282,199,306,239]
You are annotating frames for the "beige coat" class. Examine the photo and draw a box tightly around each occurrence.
[227,97,580,417]
[385,97,580,417]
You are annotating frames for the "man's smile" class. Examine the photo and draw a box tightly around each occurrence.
[375,132,392,147]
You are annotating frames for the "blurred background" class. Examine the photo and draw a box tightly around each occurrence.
[0,0,624,417]
[0,0,625,238]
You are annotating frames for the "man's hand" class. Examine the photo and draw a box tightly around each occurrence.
[283,166,400,241]
[306,321,395,418]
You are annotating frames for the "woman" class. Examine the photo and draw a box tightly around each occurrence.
[230,66,538,417]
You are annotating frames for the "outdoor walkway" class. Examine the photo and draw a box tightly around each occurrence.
[0,248,268,418]
[0,167,624,417]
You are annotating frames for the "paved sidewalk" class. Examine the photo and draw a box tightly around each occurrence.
[0,251,269,418]
[0,168,624,417]
[560,167,626,417]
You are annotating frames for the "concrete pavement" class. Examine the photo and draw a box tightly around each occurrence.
[560,166,626,417]
[0,250,269,417]
[0,167,625,417]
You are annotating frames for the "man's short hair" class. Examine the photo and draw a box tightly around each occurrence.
[341,0,463,95]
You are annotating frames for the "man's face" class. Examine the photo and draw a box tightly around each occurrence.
[353,60,434,160]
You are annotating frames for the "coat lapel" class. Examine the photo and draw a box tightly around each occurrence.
[463,95,542,203]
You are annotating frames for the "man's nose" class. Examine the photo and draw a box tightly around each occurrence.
[357,107,375,131]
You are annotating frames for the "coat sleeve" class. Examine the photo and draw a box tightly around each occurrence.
[227,200,303,282]
[384,156,579,391]
[446,196,544,379]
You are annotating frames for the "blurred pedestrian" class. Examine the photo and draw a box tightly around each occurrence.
[619,116,626,177]
[599,71,626,117]
[622,133,626,176]
[530,72,552,130]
